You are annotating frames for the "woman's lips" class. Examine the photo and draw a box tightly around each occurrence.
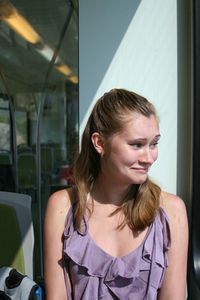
[131,167,149,173]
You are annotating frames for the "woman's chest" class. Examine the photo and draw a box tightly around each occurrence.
[87,214,148,258]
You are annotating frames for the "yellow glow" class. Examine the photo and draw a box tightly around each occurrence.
[0,1,41,44]
[55,64,78,83]
[0,1,78,83]
[55,64,71,76]
[68,75,78,84]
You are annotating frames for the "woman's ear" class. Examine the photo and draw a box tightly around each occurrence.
[91,132,105,156]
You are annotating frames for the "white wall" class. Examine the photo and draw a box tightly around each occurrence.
[79,0,191,195]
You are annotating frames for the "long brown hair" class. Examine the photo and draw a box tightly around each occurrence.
[73,88,161,231]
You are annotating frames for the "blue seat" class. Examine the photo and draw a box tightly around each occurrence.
[0,267,43,299]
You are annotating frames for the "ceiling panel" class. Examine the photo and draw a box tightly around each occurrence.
[0,0,78,93]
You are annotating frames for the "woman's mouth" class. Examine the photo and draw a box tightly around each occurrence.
[131,167,149,173]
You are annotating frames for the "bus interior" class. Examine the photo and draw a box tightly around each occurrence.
[0,0,78,288]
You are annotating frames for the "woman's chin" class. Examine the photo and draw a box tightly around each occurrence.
[131,175,148,185]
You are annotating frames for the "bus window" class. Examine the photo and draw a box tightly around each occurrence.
[0,96,11,151]
[0,0,78,285]
[15,111,28,146]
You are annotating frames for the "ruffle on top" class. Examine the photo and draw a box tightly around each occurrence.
[63,207,171,300]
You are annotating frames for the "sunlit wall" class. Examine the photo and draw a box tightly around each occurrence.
[79,0,191,195]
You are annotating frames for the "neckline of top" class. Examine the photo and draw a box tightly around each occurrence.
[68,205,168,260]
[85,222,153,260]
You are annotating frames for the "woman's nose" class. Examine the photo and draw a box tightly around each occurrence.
[139,147,155,164]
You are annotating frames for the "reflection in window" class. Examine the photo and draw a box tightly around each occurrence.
[15,111,27,145]
[0,0,78,283]
[0,97,10,151]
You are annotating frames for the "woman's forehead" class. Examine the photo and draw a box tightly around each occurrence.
[122,111,158,126]
[118,113,159,136]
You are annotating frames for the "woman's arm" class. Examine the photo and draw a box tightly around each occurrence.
[44,189,71,300]
[158,192,189,300]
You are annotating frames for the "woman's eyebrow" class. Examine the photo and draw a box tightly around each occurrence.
[150,134,161,142]
[130,135,161,142]
[154,134,161,140]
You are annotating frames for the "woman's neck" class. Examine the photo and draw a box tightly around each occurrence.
[90,176,136,207]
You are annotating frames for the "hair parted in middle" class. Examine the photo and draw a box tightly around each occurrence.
[73,88,161,231]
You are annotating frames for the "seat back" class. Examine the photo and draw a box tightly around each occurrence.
[41,145,54,176]
[0,165,15,192]
[0,204,25,274]
[17,152,36,191]
[0,192,34,279]
[0,151,11,165]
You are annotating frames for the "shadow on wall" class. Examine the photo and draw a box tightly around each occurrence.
[79,0,142,120]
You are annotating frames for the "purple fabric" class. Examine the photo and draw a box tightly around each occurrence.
[63,207,171,300]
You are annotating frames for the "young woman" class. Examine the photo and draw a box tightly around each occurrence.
[44,89,188,300]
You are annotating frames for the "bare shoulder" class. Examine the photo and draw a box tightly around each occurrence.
[44,187,75,228]
[44,187,76,299]
[160,191,188,232]
[158,193,188,299]
[47,187,73,210]
[160,191,185,211]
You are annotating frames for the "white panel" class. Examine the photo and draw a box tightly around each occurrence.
[79,0,178,193]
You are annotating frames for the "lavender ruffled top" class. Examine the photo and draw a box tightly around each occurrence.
[63,206,171,300]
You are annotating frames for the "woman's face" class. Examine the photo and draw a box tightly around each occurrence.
[100,112,160,185]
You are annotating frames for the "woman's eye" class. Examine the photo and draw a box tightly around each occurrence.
[130,140,159,149]
[131,143,143,149]
[150,142,158,149]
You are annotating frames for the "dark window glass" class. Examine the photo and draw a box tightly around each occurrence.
[0,0,78,283]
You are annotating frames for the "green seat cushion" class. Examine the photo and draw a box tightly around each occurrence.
[0,204,25,274]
